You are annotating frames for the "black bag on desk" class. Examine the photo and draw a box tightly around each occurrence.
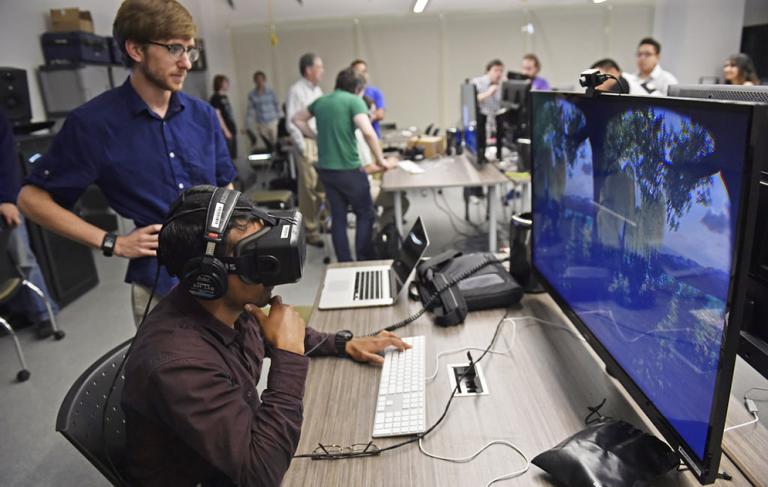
[532,419,678,487]
[41,32,111,65]
[414,251,523,327]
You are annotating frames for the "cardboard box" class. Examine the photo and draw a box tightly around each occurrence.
[407,135,446,159]
[50,8,94,33]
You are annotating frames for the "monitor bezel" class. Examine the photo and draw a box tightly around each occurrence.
[529,90,764,484]
[461,81,486,167]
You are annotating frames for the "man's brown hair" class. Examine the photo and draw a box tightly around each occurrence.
[113,0,197,67]
[213,74,228,92]
[523,53,541,70]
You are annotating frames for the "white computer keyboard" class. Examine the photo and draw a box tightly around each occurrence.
[372,335,426,438]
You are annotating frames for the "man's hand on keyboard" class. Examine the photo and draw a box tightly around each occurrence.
[345,331,411,365]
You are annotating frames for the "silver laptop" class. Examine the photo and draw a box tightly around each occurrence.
[318,218,429,310]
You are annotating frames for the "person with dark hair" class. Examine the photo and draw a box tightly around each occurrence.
[292,68,397,262]
[590,58,631,94]
[0,111,59,338]
[521,53,550,90]
[286,53,325,248]
[122,185,409,486]
[17,0,236,326]
[244,71,281,151]
[626,36,678,96]
[723,53,760,86]
[209,74,237,158]
[351,59,386,138]
[472,59,505,134]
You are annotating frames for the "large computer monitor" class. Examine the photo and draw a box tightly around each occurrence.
[668,83,768,380]
[461,81,486,167]
[531,91,766,483]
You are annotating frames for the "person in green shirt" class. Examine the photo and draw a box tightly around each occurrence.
[292,68,396,261]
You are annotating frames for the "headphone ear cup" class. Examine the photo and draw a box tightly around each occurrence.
[181,256,229,300]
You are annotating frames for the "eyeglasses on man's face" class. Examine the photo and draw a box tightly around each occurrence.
[636,50,657,58]
[147,41,200,63]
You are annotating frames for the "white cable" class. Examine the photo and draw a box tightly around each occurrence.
[418,437,530,487]
[425,347,512,382]
[724,412,759,432]
[417,315,582,485]
[425,315,585,382]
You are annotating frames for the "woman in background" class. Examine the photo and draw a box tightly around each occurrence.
[209,74,238,158]
[723,54,760,86]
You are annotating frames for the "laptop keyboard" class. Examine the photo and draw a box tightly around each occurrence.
[354,270,386,301]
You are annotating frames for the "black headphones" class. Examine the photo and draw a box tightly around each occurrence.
[178,187,242,300]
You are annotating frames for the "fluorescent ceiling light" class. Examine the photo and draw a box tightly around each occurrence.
[593,0,608,3]
[248,153,272,161]
[413,0,430,14]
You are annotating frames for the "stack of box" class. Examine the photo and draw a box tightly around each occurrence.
[38,8,120,117]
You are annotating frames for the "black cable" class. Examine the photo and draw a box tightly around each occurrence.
[368,255,510,336]
[294,309,512,460]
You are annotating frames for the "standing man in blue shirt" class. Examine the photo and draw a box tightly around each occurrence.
[1,111,59,339]
[350,59,386,138]
[244,71,281,151]
[18,0,236,326]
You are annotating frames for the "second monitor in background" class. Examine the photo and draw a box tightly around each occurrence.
[461,81,487,168]
[496,79,532,168]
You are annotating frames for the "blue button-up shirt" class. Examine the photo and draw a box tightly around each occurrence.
[25,78,237,295]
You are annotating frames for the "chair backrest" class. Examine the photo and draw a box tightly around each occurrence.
[56,339,132,487]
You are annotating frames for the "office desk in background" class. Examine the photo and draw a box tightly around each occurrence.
[283,261,768,486]
[382,155,509,252]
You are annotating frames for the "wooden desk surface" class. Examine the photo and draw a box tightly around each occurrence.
[283,262,763,486]
[382,155,509,192]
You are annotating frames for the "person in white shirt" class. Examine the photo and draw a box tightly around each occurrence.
[286,53,325,247]
[625,37,678,96]
[471,59,504,134]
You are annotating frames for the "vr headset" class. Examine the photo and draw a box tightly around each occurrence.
[161,187,306,300]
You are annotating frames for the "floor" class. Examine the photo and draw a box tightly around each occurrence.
[1,185,766,486]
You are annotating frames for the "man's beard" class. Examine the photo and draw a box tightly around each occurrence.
[141,63,183,92]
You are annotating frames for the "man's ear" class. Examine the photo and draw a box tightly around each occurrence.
[125,39,145,65]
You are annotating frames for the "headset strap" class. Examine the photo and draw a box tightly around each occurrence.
[203,188,242,257]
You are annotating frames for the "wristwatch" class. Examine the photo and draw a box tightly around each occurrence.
[335,330,354,357]
[101,232,118,257]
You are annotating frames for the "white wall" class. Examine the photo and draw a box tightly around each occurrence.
[0,0,237,122]
[231,3,655,132]
[653,0,746,84]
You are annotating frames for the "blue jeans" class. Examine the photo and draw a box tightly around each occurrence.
[5,216,59,322]
[317,167,375,262]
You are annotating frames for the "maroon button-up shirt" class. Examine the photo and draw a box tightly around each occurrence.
[122,287,338,486]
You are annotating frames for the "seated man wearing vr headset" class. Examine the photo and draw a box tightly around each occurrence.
[122,185,409,486]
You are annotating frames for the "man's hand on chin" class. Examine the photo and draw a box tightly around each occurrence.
[345,330,411,365]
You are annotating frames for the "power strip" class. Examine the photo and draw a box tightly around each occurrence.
[447,362,490,397]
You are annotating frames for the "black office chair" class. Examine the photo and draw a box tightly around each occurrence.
[56,339,132,487]
[0,223,65,382]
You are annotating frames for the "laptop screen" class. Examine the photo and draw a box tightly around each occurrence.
[392,218,429,286]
